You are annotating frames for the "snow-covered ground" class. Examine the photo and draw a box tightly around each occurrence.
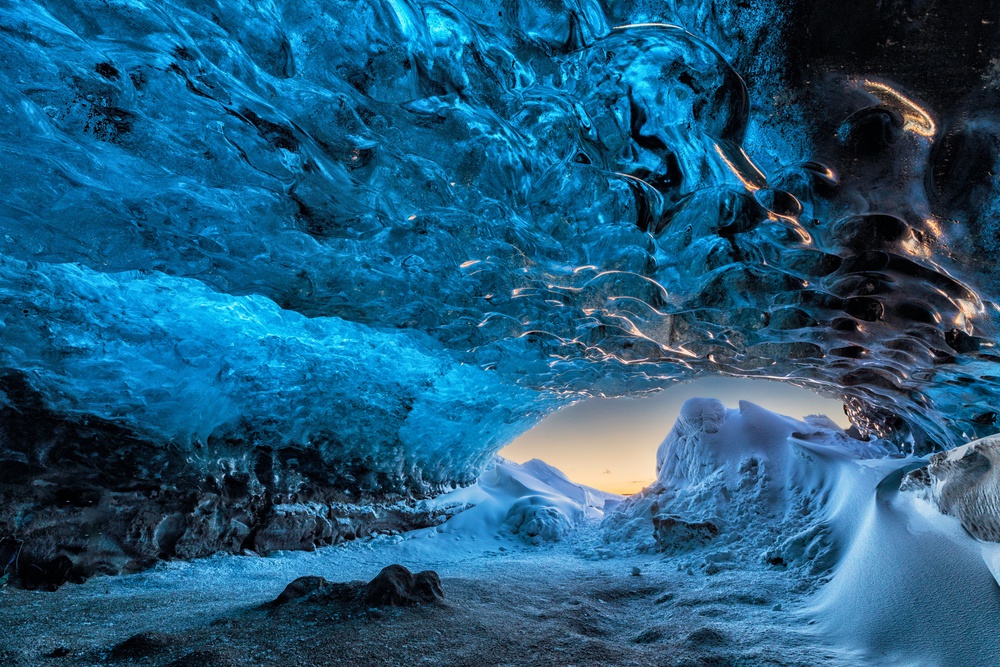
[2,401,999,666]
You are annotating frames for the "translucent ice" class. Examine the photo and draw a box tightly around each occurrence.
[3,0,1000,569]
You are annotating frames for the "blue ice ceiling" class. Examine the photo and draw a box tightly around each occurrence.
[2,0,1000,505]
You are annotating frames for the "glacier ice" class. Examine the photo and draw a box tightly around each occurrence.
[2,0,1000,575]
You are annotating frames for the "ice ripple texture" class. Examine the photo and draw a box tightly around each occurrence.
[2,0,1000,494]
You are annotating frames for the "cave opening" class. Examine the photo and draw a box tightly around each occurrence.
[501,378,851,495]
[2,0,1000,662]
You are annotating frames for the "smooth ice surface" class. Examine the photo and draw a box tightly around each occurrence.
[812,483,1000,667]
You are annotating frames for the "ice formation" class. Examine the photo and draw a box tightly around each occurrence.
[2,0,1000,577]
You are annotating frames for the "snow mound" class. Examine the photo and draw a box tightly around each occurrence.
[417,459,620,545]
[609,398,889,568]
[811,455,1000,667]
[609,397,1000,664]
[504,498,575,545]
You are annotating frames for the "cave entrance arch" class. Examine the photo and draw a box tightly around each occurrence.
[500,378,849,495]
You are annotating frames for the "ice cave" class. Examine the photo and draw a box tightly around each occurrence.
[1,0,1000,664]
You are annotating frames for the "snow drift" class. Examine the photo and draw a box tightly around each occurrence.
[608,397,1000,666]
[414,458,620,545]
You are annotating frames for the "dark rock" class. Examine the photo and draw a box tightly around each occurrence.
[271,564,444,610]
[109,631,173,660]
[274,575,330,605]
[253,504,335,554]
[364,565,444,607]
[17,554,73,591]
[652,515,719,552]
[44,647,71,658]
[0,474,452,586]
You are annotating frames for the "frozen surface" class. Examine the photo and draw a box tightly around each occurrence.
[608,397,890,563]
[0,257,548,488]
[812,477,1000,667]
[4,0,1000,572]
[901,434,1000,542]
[0,533,849,667]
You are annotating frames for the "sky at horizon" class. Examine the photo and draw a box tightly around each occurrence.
[500,378,851,495]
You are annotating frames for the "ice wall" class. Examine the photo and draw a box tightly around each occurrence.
[2,0,1000,577]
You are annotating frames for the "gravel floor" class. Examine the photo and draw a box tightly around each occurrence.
[0,526,852,667]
